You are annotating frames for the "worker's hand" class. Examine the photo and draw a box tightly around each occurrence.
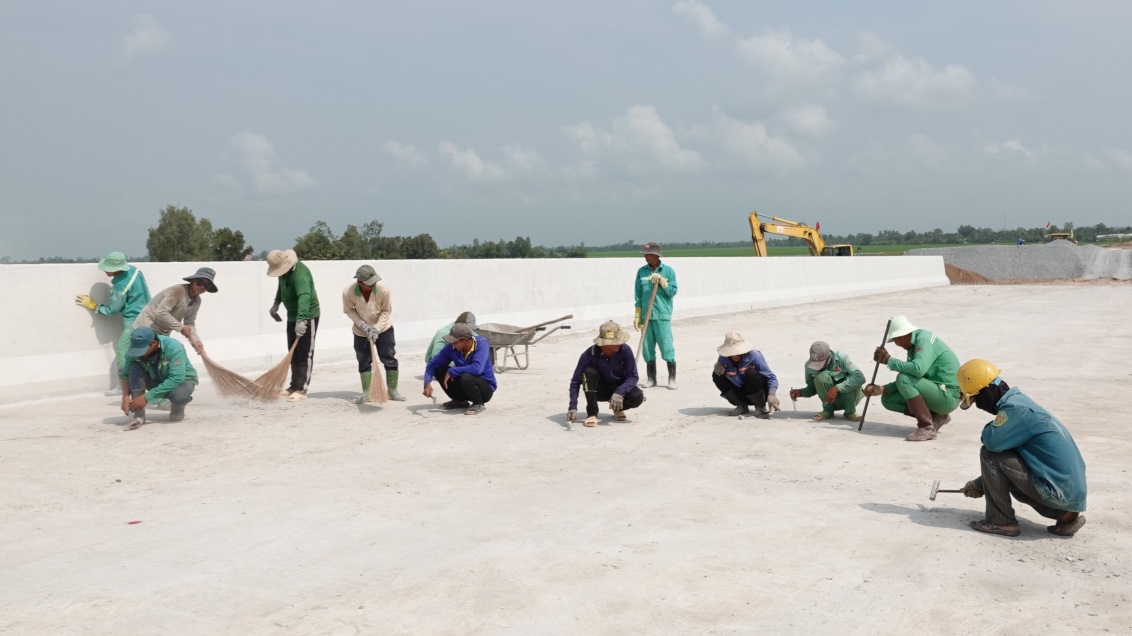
[128,394,148,412]
[269,301,282,323]
[767,394,781,412]
[442,372,452,390]
[609,393,625,412]
[713,363,725,376]
[863,383,885,397]
[873,347,890,365]
[120,395,131,415]
[294,320,308,338]
[962,480,984,498]
[825,386,839,404]
[567,410,577,423]
[789,388,801,401]
[192,340,205,355]
[362,324,380,342]
[633,306,643,331]
[181,326,194,340]
[423,383,433,399]
[648,273,669,289]
[75,294,98,311]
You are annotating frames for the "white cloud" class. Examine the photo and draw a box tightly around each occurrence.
[779,104,836,138]
[713,111,808,176]
[383,141,429,168]
[121,14,171,60]
[230,132,315,196]
[1101,148,1132,172]
[672,0,728,37]
[984,139,1036,161]
[563,105,707,177]
[852,32,892,65]
[853,54,977,108]
[736,29,845,86]
[437,142,545,182]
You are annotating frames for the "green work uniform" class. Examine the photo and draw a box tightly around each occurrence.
[275,261,321,322]
[799,350,865,416]
[880,329,960,416]
[96,265,151,378]
[634,262,677,363]
[129,335,199,403]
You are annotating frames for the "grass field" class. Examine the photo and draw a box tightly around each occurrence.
[587,244,970,257]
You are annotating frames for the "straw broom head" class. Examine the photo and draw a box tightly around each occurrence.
[367,338,390,403]
[201,354,263,400]
[254,340,299,401]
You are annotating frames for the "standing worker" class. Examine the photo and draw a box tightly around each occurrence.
[266,249,320,401]
[789,341,865,422]
[343,264,404,403]
[122,326,199,430]
[75,251,151,396]
[134,266,217,356]
[633,242,678,389]
[864,315,960,441]
[567,320,645,427]
[955,359,1087,538]
[711,332,780,418]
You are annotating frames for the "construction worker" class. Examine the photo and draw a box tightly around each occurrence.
[712,332,781,418]
[266,249,320,401]
[567,320,645,427]
[134,266,217,357]
[789,341,865,422]
[343,264,404,403]
[425,311,478,364]
[864,315,960,441]
[122,326,199,430]
[633,242,678,389]
[423,322,496,415]
[75,251,151,395]
[956,359,1087,538]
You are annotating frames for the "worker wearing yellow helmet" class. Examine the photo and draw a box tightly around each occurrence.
[955,359,1088,538]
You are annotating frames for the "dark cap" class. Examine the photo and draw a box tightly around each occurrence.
[443,322,475,343]
[807,341,831,371]
[127,326,157,358]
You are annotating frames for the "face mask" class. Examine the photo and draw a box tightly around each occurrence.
[974,379,1010,414]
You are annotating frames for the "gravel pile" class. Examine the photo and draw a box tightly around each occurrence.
[909,240,1132,280]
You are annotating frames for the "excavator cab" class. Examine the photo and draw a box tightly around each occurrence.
[821,244,854,257]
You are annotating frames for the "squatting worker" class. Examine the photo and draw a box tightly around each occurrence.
[266,249,320,402]
[75,251,151,396]
[790,341,865,422]
[712,332,781,418]
[567,320,645,427]
[423,322,497,415]
[343,264,404,403]
[134,266,216,357]
[633,242,678,389]
[864,315,960,442]
[122,326,199,430]
[425,311,479,365]
[956,359,1087,538]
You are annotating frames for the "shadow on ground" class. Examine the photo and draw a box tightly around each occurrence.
[860,502,1054,541]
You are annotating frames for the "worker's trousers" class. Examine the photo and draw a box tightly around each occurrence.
[812,371,863,415]
[881,374,959,415]
[353,328,398,373]
[980,447,1066,525]
[286,317,319,393]
[581,366,645,417]
[127,362,195,405]
[641,319,675,363]
[115,320,136,379]
[712,369,768,407]
[439,373,494,406]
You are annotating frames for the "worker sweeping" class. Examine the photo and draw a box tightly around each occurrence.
[633,242,678,389]
[955,359,1087,538]
[343,264,404,403]
[712,332,780,418]
[122,326,199,429]
[863,315,960,441]
[75,251,151,397]
[133,266,217,360]
[567,320,645,427]
[789,341,865,422]
[266,249,320,401]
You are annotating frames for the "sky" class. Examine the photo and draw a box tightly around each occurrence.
[2,1,1131,260]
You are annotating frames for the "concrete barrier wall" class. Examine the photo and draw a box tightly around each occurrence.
[0,256,947,403]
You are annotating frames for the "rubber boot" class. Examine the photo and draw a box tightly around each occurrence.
[169,402,186,422]
[932,412,951,431]
[723,391,749,416]
[666,362,677,390]
[904,394,937,441]
[645,362,657,388]
[355,371,372,404]
[386,370,405,401]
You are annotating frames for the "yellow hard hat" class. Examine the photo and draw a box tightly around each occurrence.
[957,358,1002,408]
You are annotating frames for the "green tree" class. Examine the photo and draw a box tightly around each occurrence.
[210,227,254,261]
[293,221,342,260]
[146,205,213,261]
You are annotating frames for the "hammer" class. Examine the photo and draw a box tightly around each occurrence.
[928,480,964,501]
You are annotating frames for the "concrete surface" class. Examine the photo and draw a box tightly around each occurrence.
[1,285,1128,634]
[0,256,946,403]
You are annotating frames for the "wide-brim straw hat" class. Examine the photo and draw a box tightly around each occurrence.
[593,320,630,346]
[266,249,299,277]
[717,331,750,357]
[886,315,918,342]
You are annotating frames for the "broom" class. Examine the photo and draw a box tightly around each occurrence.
[201,353,266,401]
[366,337,390,403]
[254,340,300,401]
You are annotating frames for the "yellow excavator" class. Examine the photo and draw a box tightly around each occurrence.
[749,212,854,257]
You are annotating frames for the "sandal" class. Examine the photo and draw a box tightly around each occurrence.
[584,416,598,427]
[970,519,1020,537]
[1048,515,1086,537]
[464,404,485,415]
[442,400,471,410]
[613,410,627,421]
[287,390,307,402]
[811,412,833,422]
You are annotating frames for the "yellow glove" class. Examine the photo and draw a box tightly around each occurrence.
[75,294,98,310]
[633,306,643,331]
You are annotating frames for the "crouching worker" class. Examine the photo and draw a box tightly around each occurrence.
[712,332,780,419]
[122,326,198,430]
[957,359,1087,538]
[790,341,865,422]
[567,320,645,427]
[423,322,496,415]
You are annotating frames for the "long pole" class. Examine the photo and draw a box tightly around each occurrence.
[635,280,660,363]
[858,319,892,432]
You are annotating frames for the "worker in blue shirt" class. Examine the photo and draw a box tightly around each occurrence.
[567,320,645,427]
[423,322,497,415]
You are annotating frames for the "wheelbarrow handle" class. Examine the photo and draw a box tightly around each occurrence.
[517,314,573,333]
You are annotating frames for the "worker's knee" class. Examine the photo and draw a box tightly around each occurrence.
[168,382,195,405]
[893,373,920,398]
[812,371,834,393]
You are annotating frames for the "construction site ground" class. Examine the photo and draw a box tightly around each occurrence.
[1,284,1129,634]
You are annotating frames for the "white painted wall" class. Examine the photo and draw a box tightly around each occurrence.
[0,256,947,403]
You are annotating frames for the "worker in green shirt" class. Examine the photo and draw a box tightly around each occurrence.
[75,251,151,393]
[267,249,321,401]
[123,326,199,430]
[790,341,865,422]
[864,315,961,441]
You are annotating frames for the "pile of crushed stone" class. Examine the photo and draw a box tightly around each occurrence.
[910,240,1132,280]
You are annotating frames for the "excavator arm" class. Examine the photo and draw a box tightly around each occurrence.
[749,212,828,256]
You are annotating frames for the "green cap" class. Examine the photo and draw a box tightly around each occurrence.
[98,252,129,272]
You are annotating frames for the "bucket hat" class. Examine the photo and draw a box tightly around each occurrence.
[886,315,918,342]
[807,341,832,371]
[593,320,630,346]
[717,332,751,357]
[642,242,662,256]
[266,249,298,277]
[98,252,129,273]
[183,267,218,293]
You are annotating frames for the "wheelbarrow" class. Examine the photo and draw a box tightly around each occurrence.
[476,314,573,372]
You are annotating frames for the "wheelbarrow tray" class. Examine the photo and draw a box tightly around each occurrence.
[475,314,572,371]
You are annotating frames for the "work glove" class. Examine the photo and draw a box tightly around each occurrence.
[789,388,802,401]
[873,347,890,364]
[294,320,308,338]
[269,301,282,323]
[361,324,379,341]
[863,383,884,397]
[767,393,781,412]
[961,480,984,498]
[567,410,577,423]
[633,306,643,331]
[713,363,725,376]
[75,294,98,311]
[825,386,839,405]
[648,272,669,289]
[609,393,625,412]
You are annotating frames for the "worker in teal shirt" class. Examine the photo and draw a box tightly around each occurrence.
[790,341,864,422]
[75,251,152,391]
[633,242,678,389]
[954,359,1087,538]
[123,326,198,430]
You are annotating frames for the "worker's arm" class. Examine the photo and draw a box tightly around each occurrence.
[980,404,1034,453]
[447,339,491,379]
[886,333,939,380]
[152,287,187,334]
[614,347,639,396]
[659,265,677,298]
[839,355,866,393]
[342,286,366,330]
[374,284,393,333]
[294,268,316,321]
[567,350,589,411]
[751,351,779,394]
[798,368,818,398]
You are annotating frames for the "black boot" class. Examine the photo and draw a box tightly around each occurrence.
[723,391,749,416]
[645,362,657,388]
[666,362,677,390]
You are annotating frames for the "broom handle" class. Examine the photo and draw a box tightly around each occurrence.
[635,280,660,363]
[858,319,892,432]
